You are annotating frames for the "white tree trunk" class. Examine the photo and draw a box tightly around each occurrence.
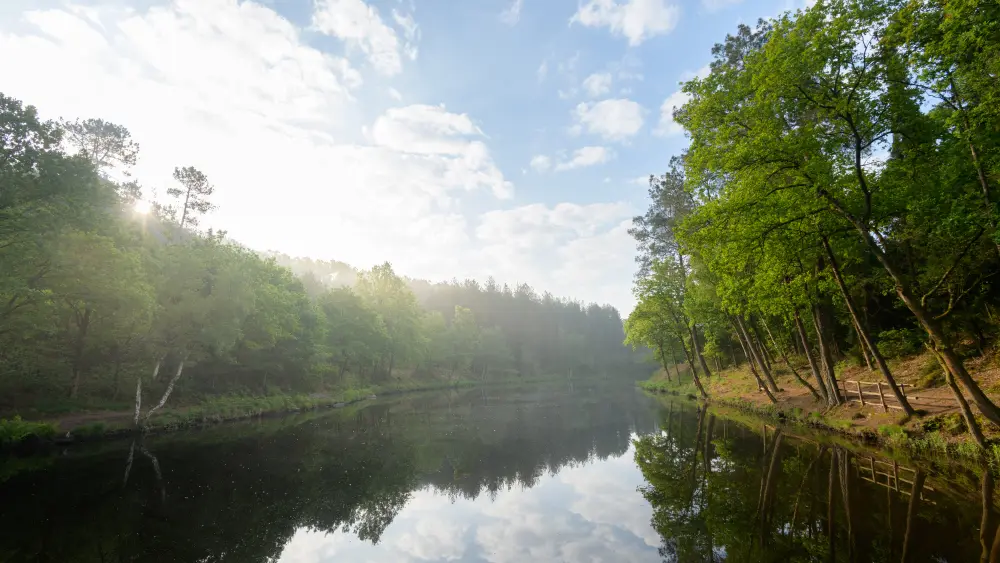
[145,353,187,422]
[133,377,143,427]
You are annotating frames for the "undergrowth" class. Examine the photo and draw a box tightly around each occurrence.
[0,416,58,447]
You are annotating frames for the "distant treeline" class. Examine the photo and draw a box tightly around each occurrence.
[624,0,1000,444]
[0,92,644,415]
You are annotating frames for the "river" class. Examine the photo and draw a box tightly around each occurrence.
[0,382,991,562]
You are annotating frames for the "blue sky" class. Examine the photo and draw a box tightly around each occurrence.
[0,0,807,314]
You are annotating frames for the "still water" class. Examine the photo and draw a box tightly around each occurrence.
[0,383,992,562]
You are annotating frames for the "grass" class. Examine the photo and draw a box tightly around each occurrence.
[0,416,58,448]
[144,388,377,431]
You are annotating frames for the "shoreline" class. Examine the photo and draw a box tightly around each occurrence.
[640,383,998,470]
[0,375,596,453]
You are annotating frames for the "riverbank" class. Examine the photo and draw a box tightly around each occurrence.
[639,352,1000,467]
[0,374,592,450]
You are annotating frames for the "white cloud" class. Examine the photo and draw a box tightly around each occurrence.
[537,60,549,82]
[476,203,635,307]
[654,90,689,136]
[312,0,409,75]
[554,146,614,171]
[500,0,524,25]
[388,87,403,101]
[582,72,612,97]
[571,99,645,141]
[0,1,515,291]
[529,155,552,172]
[679,64,711,81]
[370,105,512,198]
[571,0,681,46]
[391,8,419,60]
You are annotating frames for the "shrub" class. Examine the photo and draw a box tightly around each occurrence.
[0,416,57,446]
[916,357,945,389]
[877,328,923,359]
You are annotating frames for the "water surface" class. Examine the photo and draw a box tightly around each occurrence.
[0,383,992,562]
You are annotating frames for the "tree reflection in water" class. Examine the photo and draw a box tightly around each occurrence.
[634,400,990,563]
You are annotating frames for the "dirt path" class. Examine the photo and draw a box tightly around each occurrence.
[45,410,133,432]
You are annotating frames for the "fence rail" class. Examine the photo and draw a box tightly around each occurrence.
[837,380,917,412]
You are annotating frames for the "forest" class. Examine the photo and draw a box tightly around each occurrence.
[0,93,643,421]
[624,0,1000,445]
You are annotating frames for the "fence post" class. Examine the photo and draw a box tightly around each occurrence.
[876,382,887,412]
[857,381,865,406]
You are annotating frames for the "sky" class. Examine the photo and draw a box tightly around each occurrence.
[0,0,809,315]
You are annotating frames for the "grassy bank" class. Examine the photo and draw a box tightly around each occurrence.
[0,374,590,450]
[638,352,1000,466]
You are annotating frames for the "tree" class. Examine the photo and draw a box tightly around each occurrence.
[168,166,215,229]
[61,118,139,175]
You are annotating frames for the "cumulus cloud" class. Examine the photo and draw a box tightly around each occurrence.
[500,0,524,25]
[0,0,514,288]
[0,0,638,314]
[679,64,711,81]
[582,72,612,97]
[475,204,637,309]
[571,99,645,141]
[530,155,552,172]
[654,90,689,136]
[312,0,413,75]
[571,0,681,46]
[554,146,614,171]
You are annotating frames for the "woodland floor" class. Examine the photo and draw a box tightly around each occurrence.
[657,350,1000,440]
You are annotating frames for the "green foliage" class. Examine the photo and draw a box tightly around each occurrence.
[917,357,946,389]
[878,329,924,359]
[625,0,1000,430]
[0,91,647,420]
[0,416,57,446]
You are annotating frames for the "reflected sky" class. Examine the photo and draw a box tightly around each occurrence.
[0,385,989,563]
[278,439,660,563]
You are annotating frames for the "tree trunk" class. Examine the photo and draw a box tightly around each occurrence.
[738,316,779,393]
[750,320,774,372]
[763,319,821,400]
[678,332,708,398]
[133,376,143,428]
[928,343,986,447]
[821,237,914,414]
[794,308,829,401]
[733,319,778,403]
[69,307,92,399]
[387,351,395,379]
[811,304,842,406]
[669,343,682,382]
[144,353,188,423]
[690,324,713,379]
[111,346,123,400]
[656,338,672,383]
[820,191,1000,425]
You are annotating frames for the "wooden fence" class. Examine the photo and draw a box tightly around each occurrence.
[838,380,917,412]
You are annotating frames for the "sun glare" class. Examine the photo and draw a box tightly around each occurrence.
[134,199,152,215]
